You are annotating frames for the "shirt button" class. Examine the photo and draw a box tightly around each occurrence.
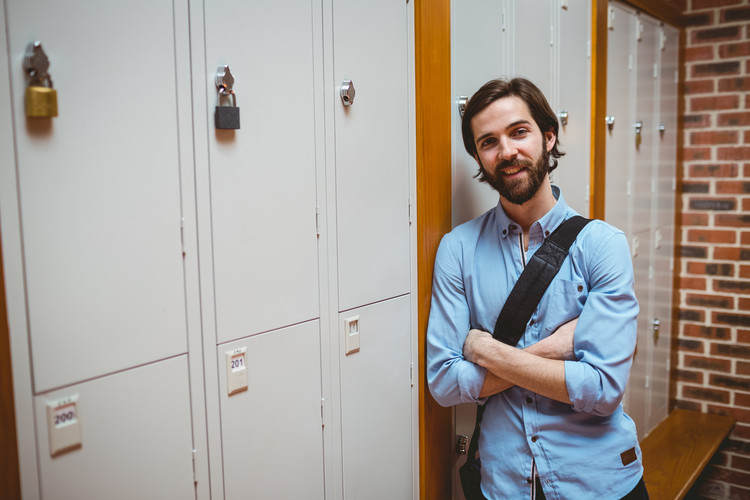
[545,230,550,237]
[529,319,534,326]
[502,229,507,235]
[526,396,533,404]
[531,435,539,443]
[511,225,517,230]
[526,478,533,484]
[577,285,584,292]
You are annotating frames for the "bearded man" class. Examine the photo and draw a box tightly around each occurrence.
[426,78,648,499]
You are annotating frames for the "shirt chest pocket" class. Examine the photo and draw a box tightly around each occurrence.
[540,278,588,334]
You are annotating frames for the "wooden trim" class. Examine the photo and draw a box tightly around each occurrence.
[415,0,453,499]
[669,26,687,412]
[0,238,21,499]
[620,0,685,28]
[590,0,609,220]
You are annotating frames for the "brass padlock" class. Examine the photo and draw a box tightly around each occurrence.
[25,85,58,118]
[23,41,58,118]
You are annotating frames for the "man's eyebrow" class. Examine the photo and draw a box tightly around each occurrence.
[475,119,533,145]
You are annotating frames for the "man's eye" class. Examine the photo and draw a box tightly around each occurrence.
[513,128,529,137]
[481,138,496,147]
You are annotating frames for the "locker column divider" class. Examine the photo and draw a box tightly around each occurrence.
[320,0,344,498]
[174,0,211,497]
[406,2,420,498]
[186,1,225,498]
[0,0,40,494]
[590,0,609,220]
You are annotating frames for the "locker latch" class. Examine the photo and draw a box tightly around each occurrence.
[652,318,661,344]
[456,434,468,455]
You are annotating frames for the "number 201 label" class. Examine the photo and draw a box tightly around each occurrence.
[230,355,245,372]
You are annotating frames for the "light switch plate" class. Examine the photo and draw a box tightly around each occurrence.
[226,347,248,396]
[46,394,82,457]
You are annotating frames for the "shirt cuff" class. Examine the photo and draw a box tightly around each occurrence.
[564,360,597,413]
[457,360,488,402]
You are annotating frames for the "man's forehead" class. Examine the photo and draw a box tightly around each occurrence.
[472,96,535,132]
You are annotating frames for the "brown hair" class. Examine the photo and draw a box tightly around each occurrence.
[461,78,564,174]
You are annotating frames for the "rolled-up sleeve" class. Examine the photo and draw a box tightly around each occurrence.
[426,235,487,407]
[565,229,639,416]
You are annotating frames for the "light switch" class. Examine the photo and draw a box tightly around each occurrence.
[46,394,82,457]
[226,347,248,396]
[344,315,360,355]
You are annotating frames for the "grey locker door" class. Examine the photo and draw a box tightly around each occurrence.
[510,0,553,100]
[6,0,189,392]
[632,15,659,236]
[204,0,321,344]
[332,0,411,311]
[218,322,325,499]
[604,2,634,234]
[629,227,652,439]
[450,0,507,227]
[554,0,591,217]
[340,296,412,498]
[34,356,195,500]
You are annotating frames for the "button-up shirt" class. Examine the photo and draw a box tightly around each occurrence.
[427,187,643,499]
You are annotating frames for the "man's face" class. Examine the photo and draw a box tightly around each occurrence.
[471,96,555,205]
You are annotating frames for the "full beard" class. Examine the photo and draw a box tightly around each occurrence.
[483,147,550,205]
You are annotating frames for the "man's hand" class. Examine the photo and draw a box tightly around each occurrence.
[463,328,493,364]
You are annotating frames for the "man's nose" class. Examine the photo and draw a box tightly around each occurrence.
[498,137,518,161]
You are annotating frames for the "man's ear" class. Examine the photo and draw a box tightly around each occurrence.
[544,130,556,152]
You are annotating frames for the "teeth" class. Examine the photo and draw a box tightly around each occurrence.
[503,167,522,175]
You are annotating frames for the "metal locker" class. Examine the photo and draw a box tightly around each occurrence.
[631,15,659,236]
[604,2,635,234]
[649,224,674,431]
[450,0,507,227]
[332,0,411,311]
[628,227,653,440]
[340,296,413,498]
[5,0,189,392]
[203,0,321,344]
[553,0,592,217]
[509,0,554,100]
[217,322,325,499]
[656,25,679,229]
[34,356,195,500]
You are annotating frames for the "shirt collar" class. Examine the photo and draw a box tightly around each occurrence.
[495,185,569,240]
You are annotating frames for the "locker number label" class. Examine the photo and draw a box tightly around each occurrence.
[230,354,245,372]
[53,404,77,427]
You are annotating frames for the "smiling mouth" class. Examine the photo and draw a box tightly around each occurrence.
[502,166,524,175]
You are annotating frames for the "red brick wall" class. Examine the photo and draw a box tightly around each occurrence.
[678,0,750,497]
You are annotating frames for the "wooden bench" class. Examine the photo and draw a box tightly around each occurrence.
[640,409,735,500]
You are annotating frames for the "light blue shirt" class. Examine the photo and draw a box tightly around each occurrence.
[427,187,643,499]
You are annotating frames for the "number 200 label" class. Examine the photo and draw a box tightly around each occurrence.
[53,404,77,427]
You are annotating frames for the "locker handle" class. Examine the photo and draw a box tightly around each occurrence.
[458,96,468,118]
[634,121,643,135]
[558,110,568,127]
[340,80,355,106]
[605,115,615,131]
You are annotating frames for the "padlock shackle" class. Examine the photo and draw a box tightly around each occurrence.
[217,87,237,108]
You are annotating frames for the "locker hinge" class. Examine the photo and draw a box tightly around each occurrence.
[181,217,186,258]
[192,448,198,484]
[321,397,325,427]
[648,264,653,281]
[660,29,667,51]
[608,6,615,30]
[410,361,414,387]
[408,198,413,224]
[501,7,506,32]
[653,63,658,79]
[315,206,321,236]
[550,25,554,47]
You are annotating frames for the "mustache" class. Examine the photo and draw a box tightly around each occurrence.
[498,158,533,170]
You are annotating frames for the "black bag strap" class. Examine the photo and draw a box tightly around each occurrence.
[465,216,591,463]
[493,215,591,346]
